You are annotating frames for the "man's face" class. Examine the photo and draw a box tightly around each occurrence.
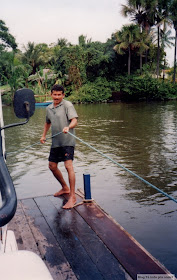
[51,90,65,106]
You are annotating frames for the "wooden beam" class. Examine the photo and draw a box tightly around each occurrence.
[74,196,171,279]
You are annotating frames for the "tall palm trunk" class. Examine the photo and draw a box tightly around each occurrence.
[173,29,177,83]
[145,25,151,64]
[140,54,142,74]
[128,46,131,75]
[156,25,160,78]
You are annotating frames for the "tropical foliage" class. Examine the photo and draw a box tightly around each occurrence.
[1,0,177,104]
[0,20,17,51]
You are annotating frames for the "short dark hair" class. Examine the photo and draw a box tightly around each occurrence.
[51,84,64,93]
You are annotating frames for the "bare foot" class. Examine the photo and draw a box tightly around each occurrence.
[54,187,70,197]
[62,195,76,209]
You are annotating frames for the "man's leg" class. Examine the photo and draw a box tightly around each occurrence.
[49,161,70,196]
[62,159,76,209]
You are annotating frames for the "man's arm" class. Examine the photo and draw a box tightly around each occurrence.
[40,122,51,143]
[63,118,78,133]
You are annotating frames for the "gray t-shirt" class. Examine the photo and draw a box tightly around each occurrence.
[46,99,78,148]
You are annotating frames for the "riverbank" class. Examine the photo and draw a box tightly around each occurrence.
[1,75,177,105]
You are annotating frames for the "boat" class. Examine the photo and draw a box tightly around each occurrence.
[0,88,175,279]
[0,88,53,279]
[34,94,52,106]
[35,101,52,106]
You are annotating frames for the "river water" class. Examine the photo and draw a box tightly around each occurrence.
[3,101,177,276]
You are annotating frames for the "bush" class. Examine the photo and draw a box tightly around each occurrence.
[116,75,177,101]
[67,74,177,103]
[1,92,13,105]
[67,77,112,103]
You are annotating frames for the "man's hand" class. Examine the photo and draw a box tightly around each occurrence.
[40,136,46,144]
[63,118,77,134]
[63,127,69,133]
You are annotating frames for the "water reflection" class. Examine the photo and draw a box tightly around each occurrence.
[3,101,177,275]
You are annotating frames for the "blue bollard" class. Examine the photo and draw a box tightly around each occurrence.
[83,174,92,200]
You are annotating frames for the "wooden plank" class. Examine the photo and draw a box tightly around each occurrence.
[8,201,40,255]
[74,198,171,279]
[9,192,171,280]
[21,198,77,280]
[50,195,132,280]
[8,208,24,251]
[35,196,105,280]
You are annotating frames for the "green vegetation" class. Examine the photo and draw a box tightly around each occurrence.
[1,0,177,104]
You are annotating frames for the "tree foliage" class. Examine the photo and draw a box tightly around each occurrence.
[0,20,17,50]
[1,12,177,104]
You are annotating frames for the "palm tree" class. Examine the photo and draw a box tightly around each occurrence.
[173,27,177,83]
[121,0,156,33]
[57,38,69,48]
[122,0,172,78]
[136,30,151,73]
[22,42,45,74]
[154,0,172,78]
[121,0,146,32]
[169,0,177,83]
[160,28,174,78]
[114,24,141,75]
[121,0,157,65]
[160,29,174,50]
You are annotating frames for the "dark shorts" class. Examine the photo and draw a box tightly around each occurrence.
[48,146,74,163]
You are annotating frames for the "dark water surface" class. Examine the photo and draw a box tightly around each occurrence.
[3,101,177,276]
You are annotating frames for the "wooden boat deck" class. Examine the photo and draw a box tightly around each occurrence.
[8,191,170,280]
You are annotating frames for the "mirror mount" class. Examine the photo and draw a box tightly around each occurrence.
[0,88,35,131]
[1,101,30,130]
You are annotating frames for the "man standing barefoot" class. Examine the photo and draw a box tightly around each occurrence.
[40,84,78,209]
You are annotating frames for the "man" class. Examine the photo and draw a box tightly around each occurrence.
[40,84,78,209]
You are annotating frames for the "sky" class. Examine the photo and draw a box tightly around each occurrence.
[1,0,175,66]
